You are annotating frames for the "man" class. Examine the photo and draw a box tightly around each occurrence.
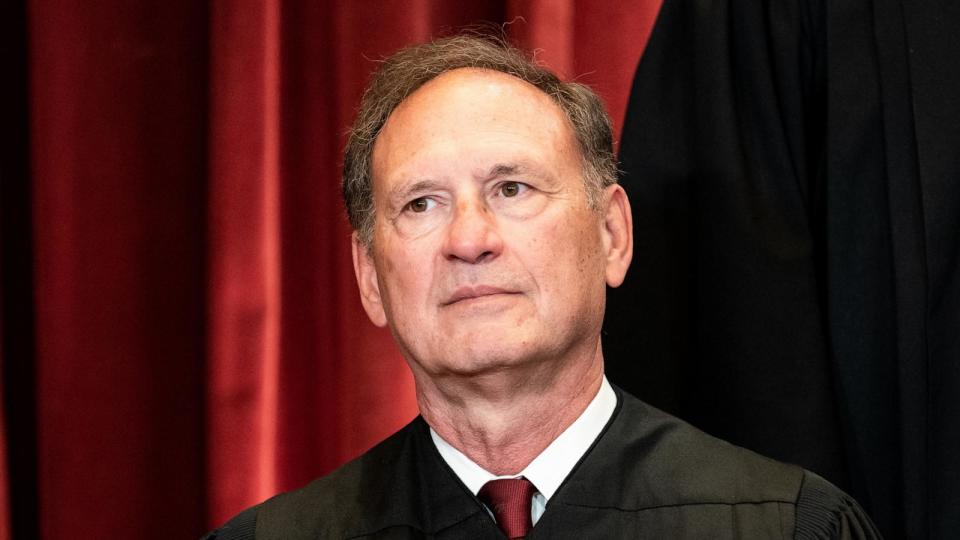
[206,35,880,539]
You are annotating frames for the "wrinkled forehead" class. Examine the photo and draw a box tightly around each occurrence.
[370,68,579,188]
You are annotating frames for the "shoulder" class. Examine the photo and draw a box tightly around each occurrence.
[794,471,883,539]
[605,390,806,505]
[201,504,258,540]
[555,389,882,538]
[201,418,425,540]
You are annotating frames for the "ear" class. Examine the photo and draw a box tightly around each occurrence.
[599,184,634,288]
[351,232,388,327]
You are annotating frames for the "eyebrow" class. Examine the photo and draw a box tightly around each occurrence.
[387,179,443,210]
[488,163,522,178]
[485,161,551,183]
[385,161,554,208]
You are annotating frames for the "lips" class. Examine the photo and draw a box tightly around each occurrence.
[443,285,517,306]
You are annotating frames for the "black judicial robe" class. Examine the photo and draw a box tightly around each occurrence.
[205,388,880,539]
[604,1,960,537]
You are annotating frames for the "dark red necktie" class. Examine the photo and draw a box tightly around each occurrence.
[478,477,537,539]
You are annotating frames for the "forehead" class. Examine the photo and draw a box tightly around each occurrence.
[393,67,563,117]
[371,68,578,187]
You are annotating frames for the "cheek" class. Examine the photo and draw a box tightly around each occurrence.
[522,219,594,293]
[376,229,419,280]
[547,216,606,299]
[377,238,436,314]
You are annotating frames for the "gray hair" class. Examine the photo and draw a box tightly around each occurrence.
[342,34,617,245]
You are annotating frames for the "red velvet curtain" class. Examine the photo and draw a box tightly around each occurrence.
[9,1,658,537]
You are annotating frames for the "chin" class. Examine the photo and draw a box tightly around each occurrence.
[428,341,544,378]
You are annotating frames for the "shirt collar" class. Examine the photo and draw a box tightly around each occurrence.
[429,376,617,501]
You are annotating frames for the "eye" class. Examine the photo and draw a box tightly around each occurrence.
[405,196,436,213]
[498,181,527,198]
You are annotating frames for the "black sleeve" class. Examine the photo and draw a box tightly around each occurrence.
[794,471,883,540]
[200,505,259,540]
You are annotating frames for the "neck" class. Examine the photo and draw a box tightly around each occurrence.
[416,342,604,475]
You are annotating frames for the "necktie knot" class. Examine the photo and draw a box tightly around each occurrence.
[478,477,537,539]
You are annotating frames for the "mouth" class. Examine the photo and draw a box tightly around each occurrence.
[442,285,518,306]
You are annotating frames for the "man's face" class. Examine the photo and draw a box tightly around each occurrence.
[353,68,631,379]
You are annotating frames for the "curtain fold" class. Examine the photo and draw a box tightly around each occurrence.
[206,0,284,518]
[11,1,657,536]
[28,1,211,537]
[0,346,8,540]
[1,1,33,536]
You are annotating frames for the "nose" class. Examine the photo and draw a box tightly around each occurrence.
[442,198,503,264]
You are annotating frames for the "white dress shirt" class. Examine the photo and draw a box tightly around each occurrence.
[429,376,617,525]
